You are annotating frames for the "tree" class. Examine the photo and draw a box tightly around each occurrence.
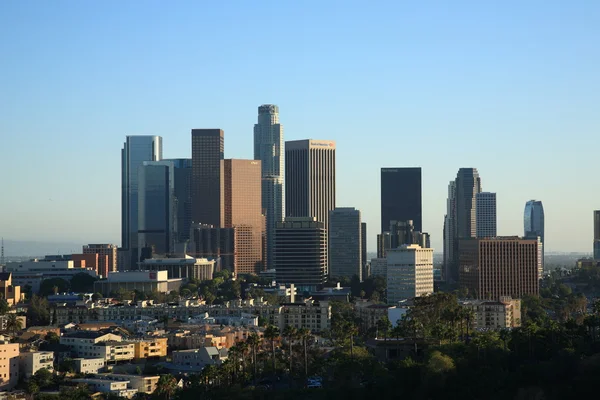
[92,292,103,302]
[70,273,97,293]
[264,325,280,373]
[27,295,50,326]
[246,332,261,383]
[39,278,69,296]
[282,325,297,374]
[0,300,9,315]
[155,374,178,400]
[31,368,54,389]
[297,328,311,381]
[5,313,22,335]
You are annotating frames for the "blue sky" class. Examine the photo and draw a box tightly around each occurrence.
[1,0,599,253]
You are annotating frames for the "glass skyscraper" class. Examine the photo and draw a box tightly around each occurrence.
[380,168,422,233]
[254,104,284,268]
[524,200,544,243]
[165,158,192,244]
[121,135,162,269]
[476,192,497,238]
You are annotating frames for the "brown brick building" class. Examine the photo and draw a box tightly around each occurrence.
[459,236,541,300]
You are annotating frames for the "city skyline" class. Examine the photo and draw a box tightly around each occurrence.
[2,2,600,253]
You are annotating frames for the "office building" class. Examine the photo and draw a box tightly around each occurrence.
[222,159,264,275]
[377,220,430,258]
[275,217,328,290]
[140,257,216,281]
[191,129,224,228]
[524,200,545,270]
[0,273,22,305]
[72,253,107,277]
[254,105,285,268]
[122,136,163,269]
[361,222,367,267]
[83,244,118,273]
[458,236,541,300]
[594,210,600,260]
[93,271,183,297]
[387,244,434,304]
[189,224,235,272]
[380,168,422,232]
[443,181,456,282]
[0,343,19,390]
[285,139,336,231]
[5,259,98,293]
[138,160,176,257]
[370,258,388,277]
[328,207,362,280]
[476,192,497,238]
[166,158,193,244]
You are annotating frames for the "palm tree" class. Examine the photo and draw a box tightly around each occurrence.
[246,332,261,383]
[297,328,311,382]
[237,341,249,379]
[282,325,297,374]
[5,314,21,335]
[155,374,178,400]
[264,325,280,374]
[348,322,359,357]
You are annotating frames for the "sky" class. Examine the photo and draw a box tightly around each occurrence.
[1,0,599,253]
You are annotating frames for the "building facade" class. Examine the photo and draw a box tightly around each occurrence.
[189,225,235,271]
[386,244,434,304]
[274,217,328,290]
[524,200,545,269]
[140,257,215,281]
[222,159,264,275]
[0,273,22,305]
[83,244,118,274]
[443,181,456,282]
[122,135,163,269]
[458,237,541,300]
[285,139,336,232]
[94,271,183,297]
[166,158,193,244]
[476,192,497,238]
[461,297,522,329]
[380,168,422,233]
[73,358,105,374]
[377,220,430,258]
[253,105,285,269]
[191,129,224,228]
[0,343,19,390]
[328,208,362,280]
[19,351,53,379]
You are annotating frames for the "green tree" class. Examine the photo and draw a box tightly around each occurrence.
[70,273,97,293]
[92,292,103,301]
[39,278,69,296]
[155,374,178,400]
[246,332,261,383]
[297,328,312,381]
[31,367,54,388]
[264,325,280,373]
[5,313,22,335]
[0,300,9,315]
[27,295,50,326]
[282,325,297,374]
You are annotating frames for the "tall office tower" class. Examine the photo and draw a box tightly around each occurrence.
[189,224,236,271]
[285,139,336,231]
[254,105,284,268]
[83,244,118,274]
[122,135,163,269]
[361,222,367,272]
[138,160,176,258]
[594,211,600,260]
[222,159,264,275]
[191,129,224,228]
[459,236,541,300]
[476,192,497,238]
[443,181,456,282]
[165,158,192,244]
[328,207,362,280]
[377,220,430,258]
[274,217,327,290]
[524,200,545,270]
[380,167,422,233]
[387,244,434,304]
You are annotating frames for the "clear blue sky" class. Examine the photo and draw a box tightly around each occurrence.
[1,0,599,253]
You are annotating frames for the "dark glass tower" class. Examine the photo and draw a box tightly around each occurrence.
[191,129,224,228]
[380,168,422,233]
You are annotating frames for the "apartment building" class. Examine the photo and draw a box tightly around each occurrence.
[94,342,136,363]
[0,343,20,390]
[92,374,160,394]
[133,338,167,360]
[59,331,122,358]
[71,378,137,398]
[171,347,224,373]
[73,358,105,374]
[461,297,522,329]
[354,301,393,332]
[280,300,331,332]
[19,351,53,379]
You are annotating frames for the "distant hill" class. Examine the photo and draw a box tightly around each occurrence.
[2,239,86,259]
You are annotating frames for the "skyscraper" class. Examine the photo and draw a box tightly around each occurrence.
[165,158,192,245]
[387,244,434,304]
[222,159,264,275]
[285,139,336,230]
[594,211,600,260]
[380,168,422,233]
[361,222,367,271]
[274,217,327,290]
[476,192,497,238]
[328,207,362,280]
[191,129,224,228]
[254,105,284,268]
[138,160,175,258]
[121,135,163,269]
[443,181,456,282]
[377,220,430,258]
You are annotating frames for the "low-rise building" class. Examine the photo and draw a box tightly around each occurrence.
[139,256,216,281]
[168,347,225,373]
[355,301,392,332]
[0,342,20,390]
[0,273,23,305]
[19,351,53,379]
[95,341,136,363]
[280,300,331,332]
[93,374,159,394]
[94,271,183,297]
[71,378,137,398]
[132,337,167,360]
[59,331,122,358]
[73,358,105,374]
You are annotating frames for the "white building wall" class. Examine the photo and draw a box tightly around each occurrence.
[387,244,433,304]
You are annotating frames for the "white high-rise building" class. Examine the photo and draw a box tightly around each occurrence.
[122,136,163,269]
[328,207,361,280]
[476,192,497,238]
[254,105,284,268]
[387,244,433,304]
